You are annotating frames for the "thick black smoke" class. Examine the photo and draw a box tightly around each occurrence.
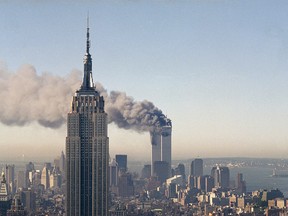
[0,63,170,131]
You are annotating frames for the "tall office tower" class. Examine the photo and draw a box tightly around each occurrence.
[109,159,118,187]
[20,189,36,214]
[117,173,134,197]
[66,22,109,216]
[204,175,214,192]
[115,154,127,173]
[5,164,15,194]
[41,165,50,190]
[6,194,26,216]
[190,159,203,177]
[150,128,162,176]
[16,171,26,190]
[175,163,186,182]
[153,161,169,184]
[141,165,151,179]
[50,166,61,189]
[236,173,246,194]
[0,173,11,216]
[25,162,34,187]
[161,124,172,177]
[211,166,230,189]
[59,151,65,174]
[150,119,172,178]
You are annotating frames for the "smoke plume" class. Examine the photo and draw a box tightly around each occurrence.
[0,63,170,131]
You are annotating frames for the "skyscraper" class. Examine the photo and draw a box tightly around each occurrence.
[161,125,172,177]
[150,119,172,178]
[5,164,15,194]
[40,165,50,190]
[115,154,127,173]
[66,21,109,216]
[190,159,203,177]
[0,173,11,216]
[211,166,230,189]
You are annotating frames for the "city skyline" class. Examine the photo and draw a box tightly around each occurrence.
[1,1,288,161]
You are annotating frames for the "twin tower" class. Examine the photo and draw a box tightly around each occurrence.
[150,121,172,178]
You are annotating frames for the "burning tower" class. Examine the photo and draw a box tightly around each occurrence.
[150,118,172,178]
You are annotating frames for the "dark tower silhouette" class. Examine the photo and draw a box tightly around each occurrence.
[66,18,109,216]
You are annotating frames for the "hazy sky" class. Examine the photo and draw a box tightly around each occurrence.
[1,1,288,161]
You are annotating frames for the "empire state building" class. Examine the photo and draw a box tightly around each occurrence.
[66,23,109,216]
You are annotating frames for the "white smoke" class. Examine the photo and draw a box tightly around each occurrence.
[0,64,170,131]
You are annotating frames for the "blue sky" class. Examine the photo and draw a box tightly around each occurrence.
[1,1,288,161]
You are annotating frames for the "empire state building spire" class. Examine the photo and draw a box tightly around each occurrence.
[66,18,109,216]
[81,16,94,90]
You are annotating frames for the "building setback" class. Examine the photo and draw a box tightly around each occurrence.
[66,21,109,216]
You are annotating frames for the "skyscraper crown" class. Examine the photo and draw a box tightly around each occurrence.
[81,16,94,91]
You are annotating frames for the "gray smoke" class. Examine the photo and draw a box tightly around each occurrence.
[0,63,170,131]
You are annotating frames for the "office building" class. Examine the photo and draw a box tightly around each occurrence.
[16,171,25,190]
[115,155,127,173]
[0,173,11,216]
[20,189,36,213]
[109,159,118,187]
[174,163,186,182]
[6,195,26,216]
[211,166,230,189]
[161,125,172,177]
[190,159,203,177]
[5,164,15,194]
[41,165,50,190]
[50,166,61,189]
[141,165,151,179]
[59,151,65,181]
[150,120,172,178]
[236,173,246,194]
[66,21,109,216]
[117,173,134,197]
[153,161,169,184]
[204,175,214,192]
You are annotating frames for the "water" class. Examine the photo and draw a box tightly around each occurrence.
[228,167,288,197]
[203,166,288,197]
[128,162,288,197]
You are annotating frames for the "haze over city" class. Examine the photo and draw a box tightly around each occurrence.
[1,1,288,161]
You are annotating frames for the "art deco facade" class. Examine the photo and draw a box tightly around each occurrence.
[66,24,109,216]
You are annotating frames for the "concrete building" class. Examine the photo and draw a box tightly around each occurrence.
[190,159,203,177]
[5,164,15,194]
[6,194,26,216]
[161,125,172,177]
[141,165,151,179]
[59,151,65,182]
[109,159,118,187]
[66,22,109,216]
[151,128,162,176]
[117,173,134,197]
[115,155,127,173]
[0,173,11,216]
[153,161,169,184]
[211,166,230,189]
[20,189,36,214]
[40,165,50,190]
[150,120,172,178]
[236,173,246,194]
[16,171,25,190]
[174,163,186,182]
[204,175,214,192]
